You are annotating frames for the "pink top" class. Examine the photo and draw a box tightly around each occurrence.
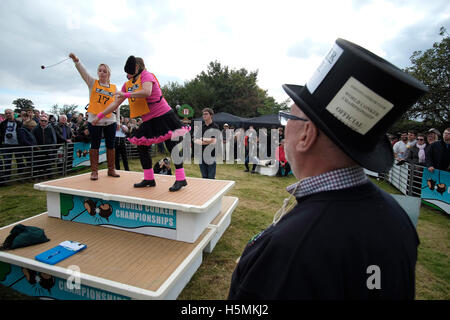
[121,70,171,121]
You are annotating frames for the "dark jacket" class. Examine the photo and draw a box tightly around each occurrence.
[33,124,57,146]
[229,182,419,299]
[54,123,73,143]
[0,119,22,147]
[18,126,37,146]
[405,144,427,165]
[72,121,90,143]
[425,140,450,171]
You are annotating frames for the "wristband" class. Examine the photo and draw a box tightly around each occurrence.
[124,92,131,99]
[97,112,106,120]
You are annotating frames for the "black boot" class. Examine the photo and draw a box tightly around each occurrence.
[169,179,187,192]
[134,180,156,188]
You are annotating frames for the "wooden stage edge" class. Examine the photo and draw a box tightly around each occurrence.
[35,170,235,212]
[0,196,239,300]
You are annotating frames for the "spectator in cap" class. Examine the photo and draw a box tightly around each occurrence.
[229,38,428,300]
[427,128,440,144]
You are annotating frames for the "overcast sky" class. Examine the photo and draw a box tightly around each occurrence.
[0,0,448,114]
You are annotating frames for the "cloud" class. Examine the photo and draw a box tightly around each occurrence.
[381,6,450,68]
[1,0,449,113]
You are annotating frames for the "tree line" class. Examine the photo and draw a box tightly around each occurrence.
[162,60,290,118]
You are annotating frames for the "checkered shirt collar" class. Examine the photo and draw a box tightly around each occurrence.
[286,166,368,199]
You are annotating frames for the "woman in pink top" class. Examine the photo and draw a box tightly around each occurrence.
[92,56,190,192]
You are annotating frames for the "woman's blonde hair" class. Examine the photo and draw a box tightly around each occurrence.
[97,63,111,83]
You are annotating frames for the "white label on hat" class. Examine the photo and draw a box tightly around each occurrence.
[306,43,343,94]
[326,77,394,135]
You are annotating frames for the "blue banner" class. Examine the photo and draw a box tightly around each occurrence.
[0,262,130,300]
[72,139,106,167]
[421,168,450,214]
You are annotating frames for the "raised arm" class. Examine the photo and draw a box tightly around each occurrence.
[69,53,95,90]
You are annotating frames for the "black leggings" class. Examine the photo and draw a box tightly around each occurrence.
[138,139,183,170]
[88,122,116,149]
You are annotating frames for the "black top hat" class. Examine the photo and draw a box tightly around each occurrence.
[283,38,428,173]
[124,55,136,74]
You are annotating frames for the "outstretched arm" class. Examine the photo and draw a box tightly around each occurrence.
[92,96,126,125]
[115,81,153,99]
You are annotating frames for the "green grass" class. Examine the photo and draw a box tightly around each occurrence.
[0,158,448,300]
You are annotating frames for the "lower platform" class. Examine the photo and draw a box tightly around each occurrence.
[0,196,238,300]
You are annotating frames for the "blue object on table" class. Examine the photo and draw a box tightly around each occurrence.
[35,241,87,265]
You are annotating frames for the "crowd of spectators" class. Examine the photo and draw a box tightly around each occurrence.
[0,109,146,146]
[390,128,450,172]
[2,107,448,184]
[0,108,145,182]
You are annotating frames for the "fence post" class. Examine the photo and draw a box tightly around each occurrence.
[30,146,34,178]
[63,144,68,176]
[408,163,414,196]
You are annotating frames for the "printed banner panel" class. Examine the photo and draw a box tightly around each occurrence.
[60,194,177,229]
[72,139,106,167]
[421,168,450,214]
[0,262,130,300]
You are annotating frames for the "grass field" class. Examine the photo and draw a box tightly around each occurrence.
[0,158,448,300]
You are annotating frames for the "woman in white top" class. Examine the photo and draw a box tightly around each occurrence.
[69,53,120,180]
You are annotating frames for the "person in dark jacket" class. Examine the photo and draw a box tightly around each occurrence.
[426,127,450,173]
[54,114,73,173]
[19,120,38,146]
[72,120,90,143]
[0,109,24,181]
[33,115,57,177]
[406,133,427,165]
[54,115,73,144]
[18,119,38,175]
[228,38,428,300]
[153,157,172,175]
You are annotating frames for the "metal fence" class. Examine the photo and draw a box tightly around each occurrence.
[365,162,426,198]
[0,141,431,197]
[0,141,152,185]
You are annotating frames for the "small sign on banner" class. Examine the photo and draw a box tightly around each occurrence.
[72,140,107,167]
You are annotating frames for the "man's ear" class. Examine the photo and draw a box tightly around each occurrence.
[295,121,318,153]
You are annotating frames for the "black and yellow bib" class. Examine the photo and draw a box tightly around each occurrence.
[125,74,150,118]
[88,80,117,118]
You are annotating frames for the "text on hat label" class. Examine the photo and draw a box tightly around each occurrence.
[306,43,343,94]
[326,77,393,135]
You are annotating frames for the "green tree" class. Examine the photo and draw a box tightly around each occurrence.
[49,104,79,116]
[404,27,450,130]
[12,98,34,112]
[162,61,284,118]
[256,88,290,115]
